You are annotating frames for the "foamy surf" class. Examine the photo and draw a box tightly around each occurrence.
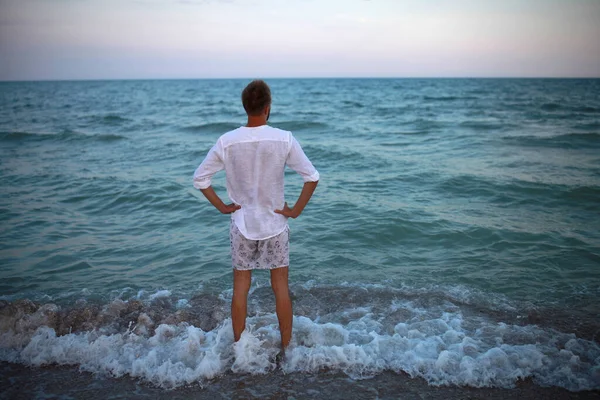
[0,284,598,392]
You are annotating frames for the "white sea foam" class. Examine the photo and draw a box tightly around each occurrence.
[176,299,190,309]
[149,290,172,301]
[1,304,599,391]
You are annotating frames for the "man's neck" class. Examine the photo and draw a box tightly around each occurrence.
[246,116,268,127]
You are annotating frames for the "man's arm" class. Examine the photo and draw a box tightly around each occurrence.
[200,186,240,214]
[274,180,318,218]
[194,141,239,214]
[276,134,320,218]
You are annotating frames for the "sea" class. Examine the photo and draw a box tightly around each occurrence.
[0,78,599,399]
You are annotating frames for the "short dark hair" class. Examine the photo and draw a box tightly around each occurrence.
[241,80,271,116]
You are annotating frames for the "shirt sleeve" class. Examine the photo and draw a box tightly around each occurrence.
[286,135,320,182]
[193,140,225,190]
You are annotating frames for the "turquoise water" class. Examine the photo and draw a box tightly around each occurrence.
[0,79,599,393]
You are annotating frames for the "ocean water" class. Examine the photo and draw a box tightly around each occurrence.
[0,78,599,397]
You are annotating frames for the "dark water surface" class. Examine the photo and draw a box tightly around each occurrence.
[1,79,599,396]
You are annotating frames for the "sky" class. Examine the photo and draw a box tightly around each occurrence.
[0,0,599,80]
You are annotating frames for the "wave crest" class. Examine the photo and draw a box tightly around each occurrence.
[0,285,598,391]
[0,130,126,143]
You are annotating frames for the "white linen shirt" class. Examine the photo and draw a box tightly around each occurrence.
[193,125,319,240]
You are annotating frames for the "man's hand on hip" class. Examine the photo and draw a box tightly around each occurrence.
[220,203,241,214]
[274,202,298,219]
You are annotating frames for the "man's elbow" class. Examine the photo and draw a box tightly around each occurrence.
[193,177,211,190]
[304,171,320,183]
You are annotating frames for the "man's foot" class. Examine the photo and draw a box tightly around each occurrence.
[275,348,286,368]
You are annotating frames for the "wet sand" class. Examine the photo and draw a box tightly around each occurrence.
[1,362,599,400]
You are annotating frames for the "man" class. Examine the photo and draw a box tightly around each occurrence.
[193,80,319,354]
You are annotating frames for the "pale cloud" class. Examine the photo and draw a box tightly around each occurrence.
[0,0,599,80]
[132,0,234,4]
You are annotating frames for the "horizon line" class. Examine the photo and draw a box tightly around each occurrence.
[1,76,600,83]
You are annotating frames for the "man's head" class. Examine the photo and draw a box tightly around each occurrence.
[242,80,271,117]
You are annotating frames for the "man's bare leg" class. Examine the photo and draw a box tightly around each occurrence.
[270,266,292,349]
[232,269,252,342]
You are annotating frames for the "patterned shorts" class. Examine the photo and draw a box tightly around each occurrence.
[229,223,290,270]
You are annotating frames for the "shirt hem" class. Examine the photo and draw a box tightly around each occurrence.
[231,220,289,241]
[193,181,211,190]
[303,171,320,182]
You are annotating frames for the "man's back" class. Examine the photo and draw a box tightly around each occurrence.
[193,125,319,240]
[221,125,290,240]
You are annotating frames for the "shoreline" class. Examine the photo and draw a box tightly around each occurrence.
[1,362,599,400]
